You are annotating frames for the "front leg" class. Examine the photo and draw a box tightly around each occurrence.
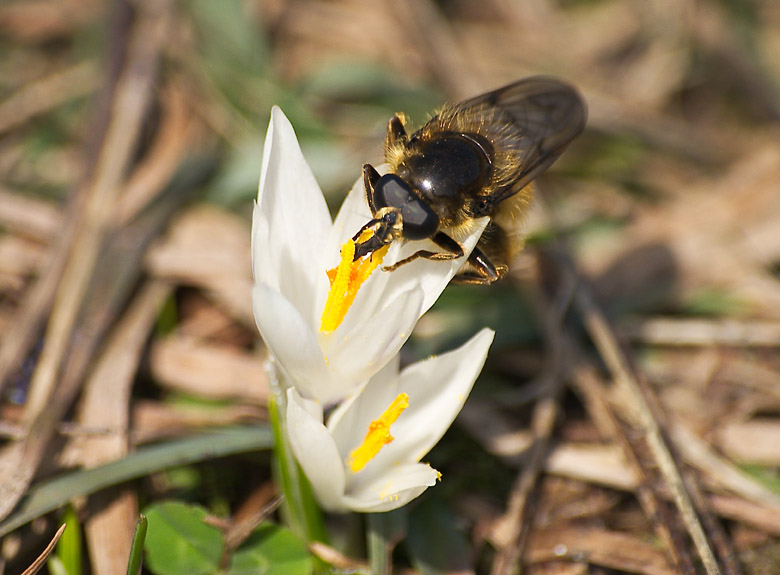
[362,164,381,215]
[382,231,464,272]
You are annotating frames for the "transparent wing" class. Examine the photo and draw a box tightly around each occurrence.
[423,76,587,205]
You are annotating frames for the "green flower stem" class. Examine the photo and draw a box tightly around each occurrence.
[268,381,327,545]
[367,510,406,575]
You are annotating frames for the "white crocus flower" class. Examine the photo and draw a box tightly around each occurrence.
[252,107,488,405]
[285,328,494,513]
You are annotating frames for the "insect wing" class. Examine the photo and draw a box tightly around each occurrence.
[430,76,587,205]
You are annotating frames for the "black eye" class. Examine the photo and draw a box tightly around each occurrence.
[374,174,439,240]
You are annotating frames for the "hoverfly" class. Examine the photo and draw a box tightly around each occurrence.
[351,76,586,284]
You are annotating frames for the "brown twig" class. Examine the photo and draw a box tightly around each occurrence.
[77,280,172,575]
[386,0,482,99]
[0,205,79,397]
[564,340,698,574]
[490,379,562,575]
[0,188,61,242]
[619,317,780,347]
[216,482,281,568]
[22,0,167,422]
[562,247,739,575]
[114,83,195,226]
[0,61,98,136]
[0,0,175,521]
[490,258,576,575]
[309,542,370,572]
[20,524,66,575]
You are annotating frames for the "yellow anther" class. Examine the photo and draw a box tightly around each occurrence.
[348,393,409,472]
[320,236,389,334]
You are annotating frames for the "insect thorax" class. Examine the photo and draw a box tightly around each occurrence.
[396,133,493,223]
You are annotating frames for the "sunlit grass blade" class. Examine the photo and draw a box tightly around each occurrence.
[126,514,148,575]
[55,506,82,575]
[0,426,273,537]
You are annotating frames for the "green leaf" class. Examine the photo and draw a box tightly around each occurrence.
[189,0,268,74]
[205,137,265,206]
[56,506,82,575]
[187,0,277,126]
[0,426,273,538]
[229,523,312,575]
[684,287,748,316]
[47,556,68,575]
[298,60,441,120]
[127,515,148,575]
[144,502,223,575]
[156,293,179,335]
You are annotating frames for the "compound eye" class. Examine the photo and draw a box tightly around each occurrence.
[374,174,439,241]
[400,198,439,240]
[373,174,408,210]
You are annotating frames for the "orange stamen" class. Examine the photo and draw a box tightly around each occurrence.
[348,393,409,472]
[320,235,389,334]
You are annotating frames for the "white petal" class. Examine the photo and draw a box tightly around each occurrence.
[254,107,332,320]
[253,283,327,401]
[368,328,494,470]
[342,463,438,513]
[292,391,324,422]
[329,172,376,253]
[327,354,401,449]
[286,388,346,512]
[328,288,423,394]
[324,330,491,490]
[251,201,278,292]
[377,217,490,315]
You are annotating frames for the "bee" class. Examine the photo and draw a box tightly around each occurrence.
[352,76,587,284]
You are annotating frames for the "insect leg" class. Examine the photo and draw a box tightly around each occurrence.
[352,217,381,242]
[362,164,381,214]
[386,115,408,148]
[452,246,502,285]
[382,231,463,272]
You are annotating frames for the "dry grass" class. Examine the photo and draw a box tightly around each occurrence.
[1,0,780,573]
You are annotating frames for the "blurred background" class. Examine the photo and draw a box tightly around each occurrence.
[2,0,780,573]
